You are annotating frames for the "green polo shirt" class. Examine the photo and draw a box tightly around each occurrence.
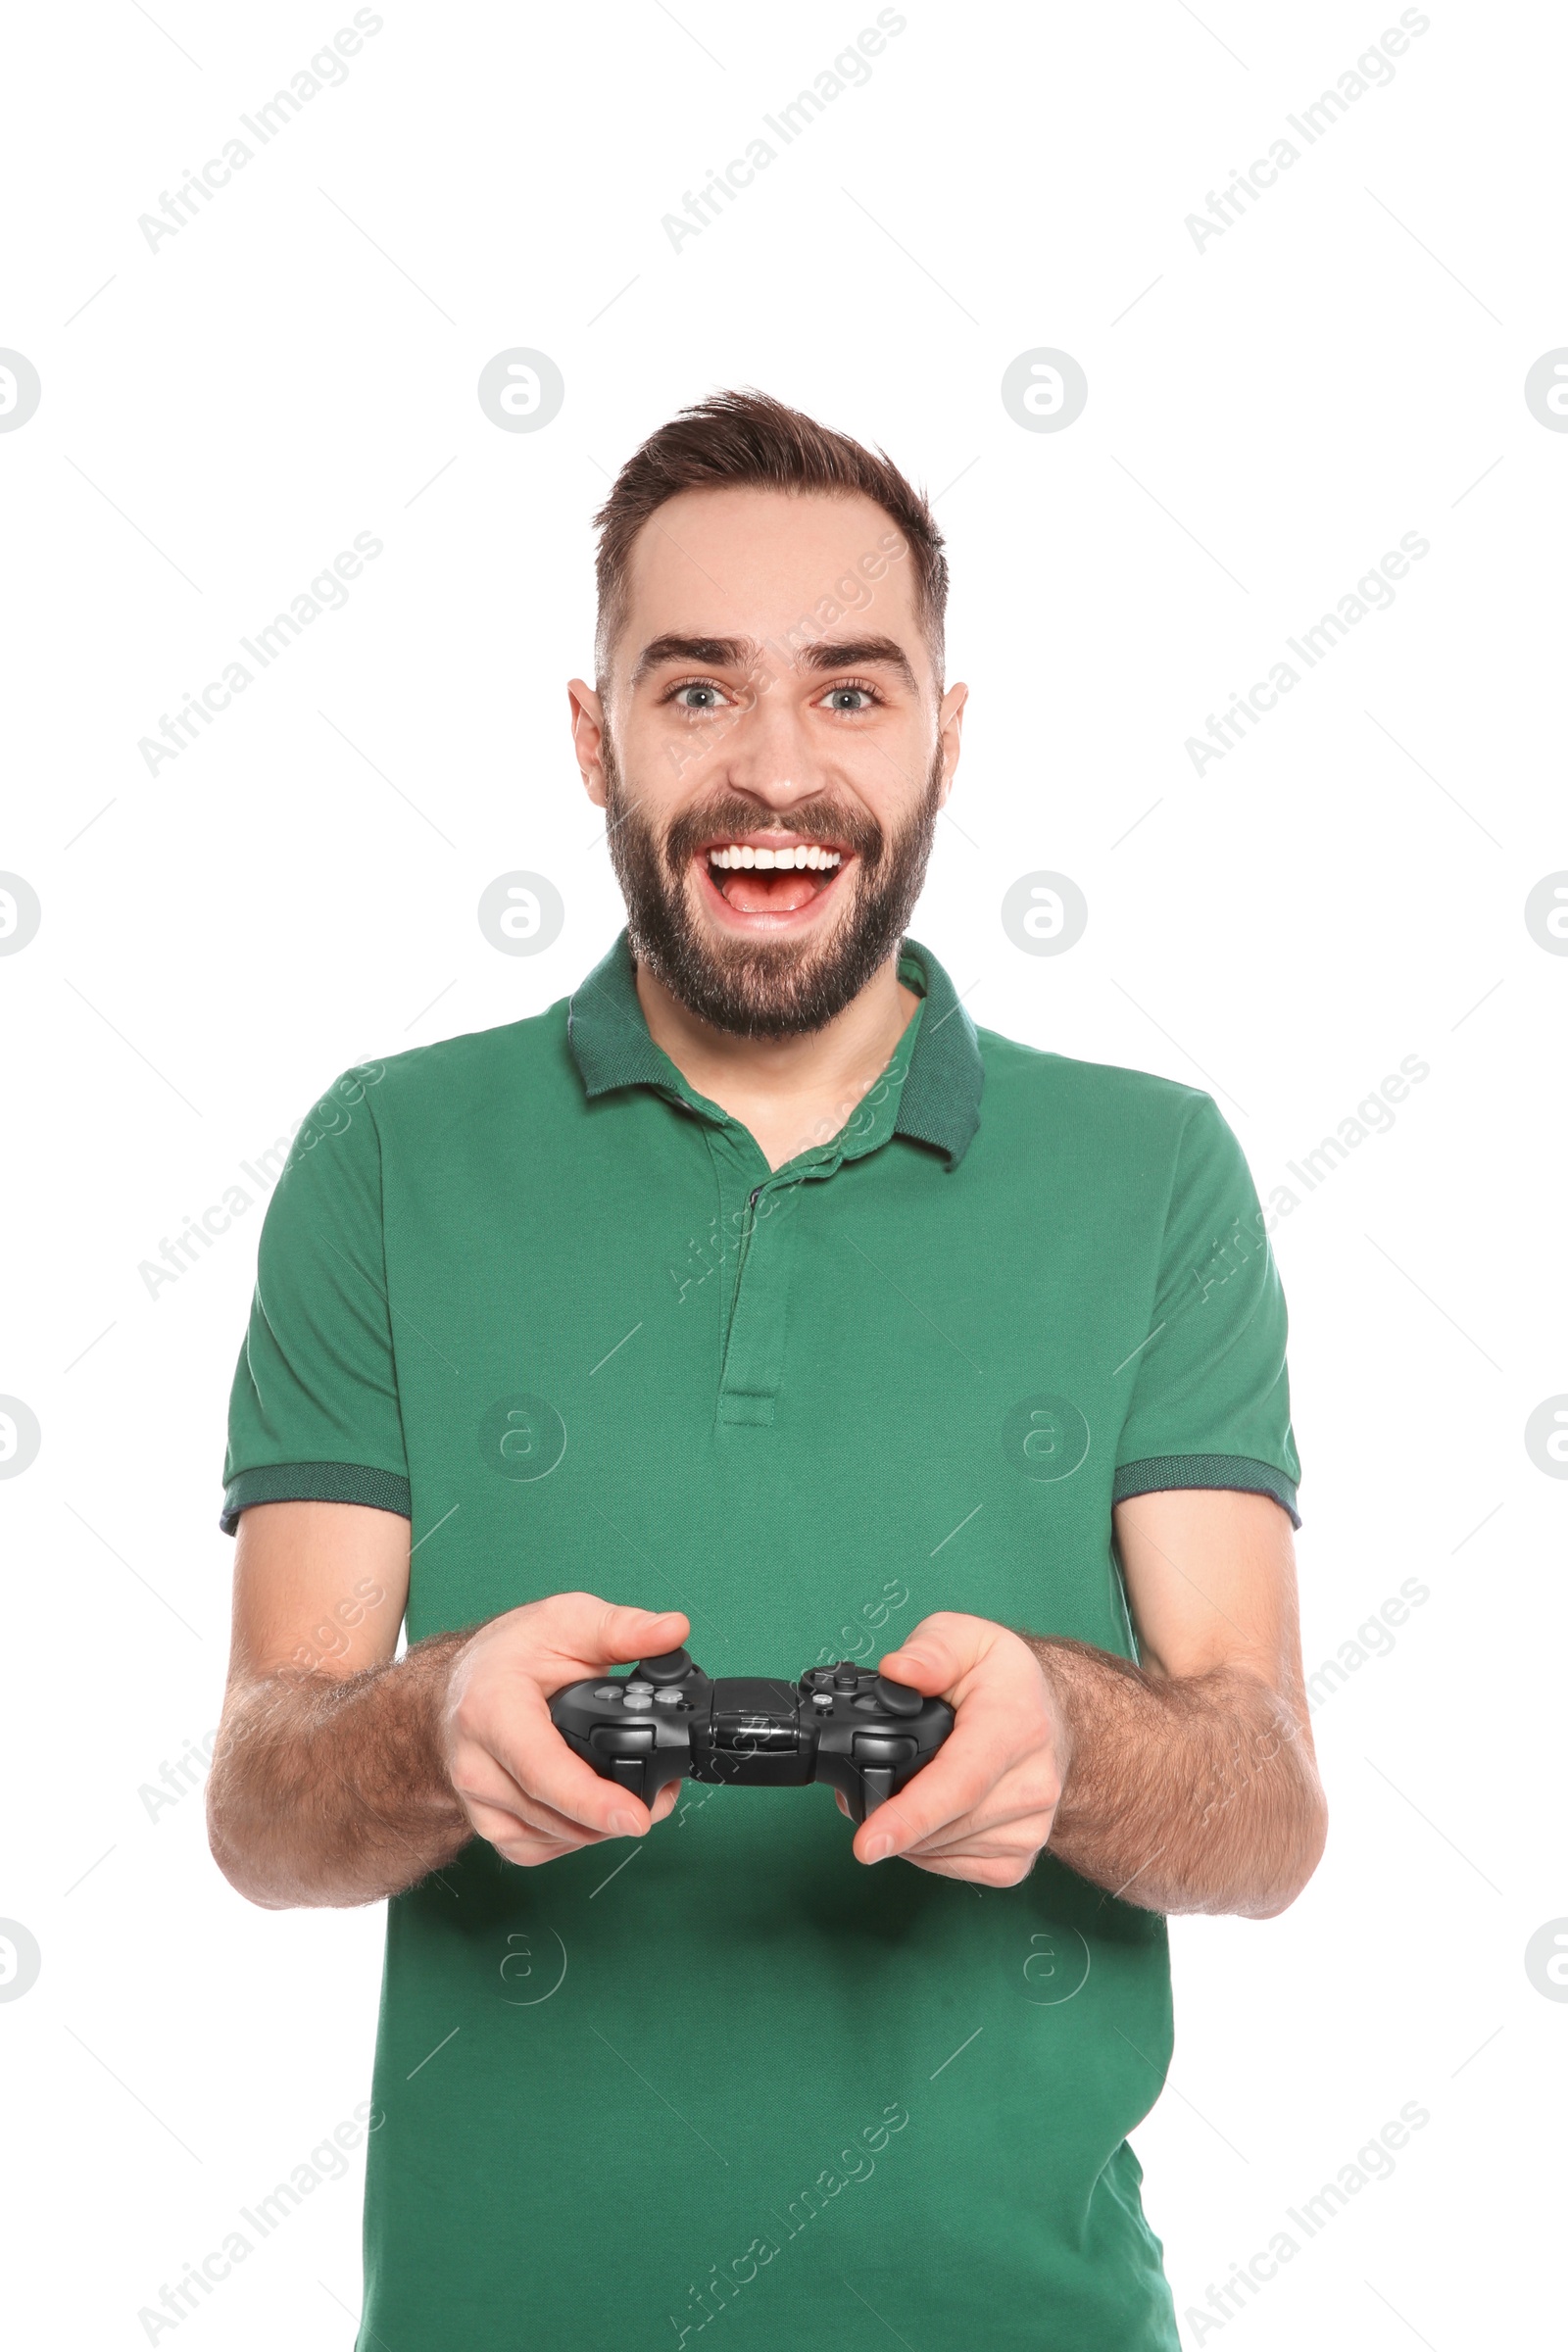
[221,931,1299,2352]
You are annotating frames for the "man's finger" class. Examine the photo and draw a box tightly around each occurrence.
[877,1610,992,1697]
[453,1740,615,1843]
[906,1755,1063,1839]
[594,1600,689,1665]
[853,1733,1005,1864]
[543,1595,689,1677]
[902,1850,1039,1889]
[466,1793,598,1853]
[902,1810,1053,1862]
[475,1688,659,1839]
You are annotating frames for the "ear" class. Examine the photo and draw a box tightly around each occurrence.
[936,680,967,806]
[567,678,608,808]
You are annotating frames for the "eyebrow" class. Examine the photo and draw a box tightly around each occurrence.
[800,636,918,691]
[629,632,918,692]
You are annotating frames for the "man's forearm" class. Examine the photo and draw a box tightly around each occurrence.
[207,1630,474,1910]
[1027,1637,1327,1919]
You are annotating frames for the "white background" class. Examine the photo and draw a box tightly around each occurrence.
[2,1,1564,2343]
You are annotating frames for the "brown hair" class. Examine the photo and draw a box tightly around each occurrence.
[591,387,948,686]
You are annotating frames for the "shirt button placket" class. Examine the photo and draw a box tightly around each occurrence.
[715,1162,797,1431]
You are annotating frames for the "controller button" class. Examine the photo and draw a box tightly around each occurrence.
[810,1691,834,1709]
[833,1665,859,1691]
[590,1724,656,1756]
[873,1674,924,1718]
[712,1715,798,1752]
[853,1733,917,1765]
[624,1681,654,1696]
[593,1685,619,1700]
[636,1648,694,1686]
[654,1689,685,1706]
[860,1766,895,1812]
[623,1692,653,1711]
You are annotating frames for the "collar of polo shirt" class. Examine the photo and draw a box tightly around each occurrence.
[566,929,984,1170]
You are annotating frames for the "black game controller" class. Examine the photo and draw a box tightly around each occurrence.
[549,1649,955,1825]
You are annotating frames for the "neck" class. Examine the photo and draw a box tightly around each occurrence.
[634,951,920,1172]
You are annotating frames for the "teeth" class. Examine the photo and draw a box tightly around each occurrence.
[707,844,842,871]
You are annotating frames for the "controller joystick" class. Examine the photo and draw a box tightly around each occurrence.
[873,1674,923,1717]
[635,1648,694,1685]
[548,1653,953,1825]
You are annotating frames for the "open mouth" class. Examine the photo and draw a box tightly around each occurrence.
[697,835,853,923]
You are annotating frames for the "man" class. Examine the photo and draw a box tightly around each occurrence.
[210,389,1326,2351]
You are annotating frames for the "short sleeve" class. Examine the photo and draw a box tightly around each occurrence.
[1113,1095,1301,1526]
[220,1065,410,1534]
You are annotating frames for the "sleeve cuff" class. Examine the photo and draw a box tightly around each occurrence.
[220,1461,412,1537]
[1112,1452,1300,1529]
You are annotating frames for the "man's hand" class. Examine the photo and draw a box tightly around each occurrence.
[846,1612,1072,1884]
[211,1495,694,1907]
[441,1595,691,1867]
[835,1495,1328,1917]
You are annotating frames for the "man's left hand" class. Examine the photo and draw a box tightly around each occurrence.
[846,1612,1071,1883]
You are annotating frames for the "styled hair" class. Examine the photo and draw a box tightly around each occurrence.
[591,387,947,685]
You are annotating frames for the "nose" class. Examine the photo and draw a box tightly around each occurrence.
[712,676,831,815]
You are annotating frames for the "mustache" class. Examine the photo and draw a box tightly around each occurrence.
[661,797,886,875]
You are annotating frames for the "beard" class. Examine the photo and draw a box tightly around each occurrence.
[603,741,945,1040]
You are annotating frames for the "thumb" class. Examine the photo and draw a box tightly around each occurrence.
[596,1604,689,1668]
[879,1612,986,1697]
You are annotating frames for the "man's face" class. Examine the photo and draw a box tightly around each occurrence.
[569,486,966,1038]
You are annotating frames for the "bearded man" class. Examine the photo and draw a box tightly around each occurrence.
[210,389,1324,2352]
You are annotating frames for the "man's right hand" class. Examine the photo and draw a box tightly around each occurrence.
[440,1594,692,1866]
[211,1502,694,1907]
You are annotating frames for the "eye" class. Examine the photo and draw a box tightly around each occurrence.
[666,678,734,712]
[817,680,883,714]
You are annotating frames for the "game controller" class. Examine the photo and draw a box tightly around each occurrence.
[549,1649,955,1825]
